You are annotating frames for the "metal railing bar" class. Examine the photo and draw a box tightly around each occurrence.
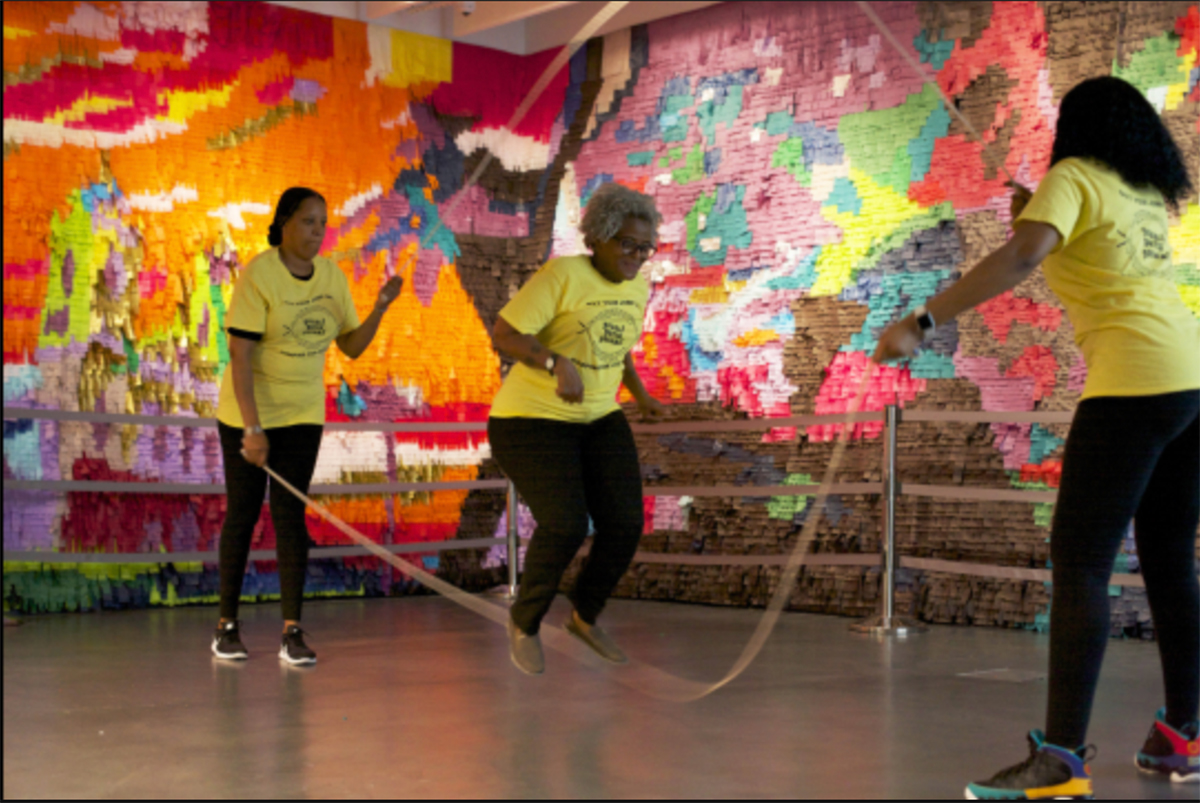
[901,410,1074,424]
[1,536,527,565]
[902,483,1057,504]
[2,406,490,433]
[643,483,883,497]
[630,411,885,433]
[898,556,1155,588]
[3,479,509,495]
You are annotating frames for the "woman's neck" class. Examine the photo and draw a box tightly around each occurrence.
[278,246,314,277]
[588,254,622,285]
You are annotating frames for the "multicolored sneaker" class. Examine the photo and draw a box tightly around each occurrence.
[965,730,1095,800]
[1135,708,1199,783]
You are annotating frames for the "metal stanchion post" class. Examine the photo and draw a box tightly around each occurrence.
[487,479,522,600]
[505,480,520,598]
[851,404,927,637]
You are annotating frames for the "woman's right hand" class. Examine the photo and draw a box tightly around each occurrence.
[554,358,584,404]
[242,430,269,468]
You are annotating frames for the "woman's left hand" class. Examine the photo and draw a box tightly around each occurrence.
[1006,181,1033,220]
[872,315,922,363]
[637,396,666,420]
[375,275,403,311]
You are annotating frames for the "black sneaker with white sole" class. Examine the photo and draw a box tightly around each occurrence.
[279,625,317,665]
[212,620,248,660]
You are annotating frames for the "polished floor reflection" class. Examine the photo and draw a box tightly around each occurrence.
[3,596,1192,800]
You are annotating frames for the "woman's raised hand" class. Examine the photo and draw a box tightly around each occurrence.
[1007,181,1033,220]
[375,275,404,311]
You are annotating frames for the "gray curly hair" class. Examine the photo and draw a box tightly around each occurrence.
[579,182,661,248]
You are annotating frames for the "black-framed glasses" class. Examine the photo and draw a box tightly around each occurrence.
[617,237,657,259]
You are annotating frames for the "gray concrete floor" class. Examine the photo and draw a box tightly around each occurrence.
[2,596,1194,800]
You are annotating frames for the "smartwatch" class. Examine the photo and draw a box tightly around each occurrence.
[245,425,265,436]
[544,354,558,376]
[913,305,936,338]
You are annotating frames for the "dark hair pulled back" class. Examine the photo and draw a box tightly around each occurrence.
[268,187,326,247]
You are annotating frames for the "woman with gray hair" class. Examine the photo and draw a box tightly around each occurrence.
[488,182,665,675]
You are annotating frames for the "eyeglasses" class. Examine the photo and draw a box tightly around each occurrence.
[616,237,658,259]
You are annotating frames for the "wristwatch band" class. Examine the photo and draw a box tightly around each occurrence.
[245,425,265,435]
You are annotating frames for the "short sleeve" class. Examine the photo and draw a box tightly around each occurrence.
[226,266,268,335]
[337,266,361,335]
[1015,161,1085,253]
[498,261,563,335]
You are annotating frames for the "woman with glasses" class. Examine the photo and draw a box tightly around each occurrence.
[488,182,665,675]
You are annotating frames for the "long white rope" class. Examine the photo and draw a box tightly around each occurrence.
[263,366,874,701]
[856,0,1017,185]
[411,1,630,258]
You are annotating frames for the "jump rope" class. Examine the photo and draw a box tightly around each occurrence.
[256,1,1018,701]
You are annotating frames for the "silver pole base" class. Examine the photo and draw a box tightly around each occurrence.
[485,584,518,600]
[849,614,927,637]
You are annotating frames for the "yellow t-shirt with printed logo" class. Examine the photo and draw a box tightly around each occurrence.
[216,249,361,429]
[1015,157,1200,400]
[489,255,649,423]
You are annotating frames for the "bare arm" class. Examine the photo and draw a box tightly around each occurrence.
[228,335,269,466]
[336,305,385,359]
[622,352,650,403]
[492,315,583,403]
[926,221,1061,325]
[336,275,402,360]
[623,351,665,419]
[874,221,1062,362]
[492,315,554,369]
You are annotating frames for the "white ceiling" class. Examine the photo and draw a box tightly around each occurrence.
[267,1,722,55]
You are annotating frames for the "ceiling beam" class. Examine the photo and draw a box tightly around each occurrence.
[524,0,721,53]
[451,1,579,38]
[365,1,448,20]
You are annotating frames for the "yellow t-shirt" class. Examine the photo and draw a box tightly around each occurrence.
[1016,157,1200,399]
[489,255,649,423]
[216,249,361,429]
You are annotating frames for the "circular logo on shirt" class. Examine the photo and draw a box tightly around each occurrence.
[284,304,339,352]
[583,306,640,365]
[1121,210,1171,278]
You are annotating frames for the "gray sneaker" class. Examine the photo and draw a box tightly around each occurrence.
[565,612,627,664]
[507,616,544,675]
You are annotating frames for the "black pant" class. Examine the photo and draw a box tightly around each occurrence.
[488,412,644,634]
[218,423,323,622]
[1045,390,1199,746]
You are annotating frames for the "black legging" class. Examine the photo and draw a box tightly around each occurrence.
[217,422,323,622]
[1045,390,1199,747]
[488,411,644,635]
